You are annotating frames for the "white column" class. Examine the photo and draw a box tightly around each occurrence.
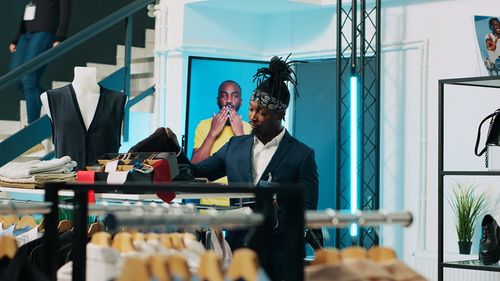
[154,0,187,138]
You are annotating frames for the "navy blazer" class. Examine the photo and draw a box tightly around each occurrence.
[192,130,319,212]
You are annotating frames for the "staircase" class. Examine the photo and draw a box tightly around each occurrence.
[4,28,156,159]
[51,28,156,112]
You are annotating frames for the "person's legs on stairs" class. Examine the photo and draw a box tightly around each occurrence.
[19,32,54,124]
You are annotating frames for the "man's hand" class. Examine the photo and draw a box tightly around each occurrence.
[209,106,229,138]
[487,37,498,52]
[52,41,61,48]
[9,43,16,53]
[228,107,244,136]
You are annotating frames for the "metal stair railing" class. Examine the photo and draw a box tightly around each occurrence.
[0,0,156,167]
[0,115,53,167]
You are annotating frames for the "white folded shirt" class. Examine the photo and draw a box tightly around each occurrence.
[0,156,76,179]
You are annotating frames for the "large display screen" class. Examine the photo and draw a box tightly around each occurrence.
[185,56,266,158]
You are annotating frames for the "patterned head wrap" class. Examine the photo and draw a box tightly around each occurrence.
[250,89,288,111]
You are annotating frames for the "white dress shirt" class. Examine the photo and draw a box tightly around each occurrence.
[251,128,286,186]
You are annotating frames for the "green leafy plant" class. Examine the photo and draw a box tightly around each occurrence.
[448,182,488,242]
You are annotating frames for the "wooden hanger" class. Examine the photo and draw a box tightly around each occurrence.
[112,232,135,253]
[198,251,224,281]
[367,246,397,262]
[311,248,341,266]
[182,232,197,241]
[167,255,191,281]
[91,232,111,247]
[15,215,37,230]
[87,222,101,238]
[57,220,73,234]
[146,233,159,241]
[160,233,173,249]
[3,215,19,229]
[170,233,185,249]
[0,236,18,259]
[226,248,259,281]
[132,232,145,242]
[116,257,150,281]
[149,255,171,281]
[341,246,367,261]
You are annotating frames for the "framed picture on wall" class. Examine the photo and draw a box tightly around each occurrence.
[474,15,500,76]
[184,56,267,158]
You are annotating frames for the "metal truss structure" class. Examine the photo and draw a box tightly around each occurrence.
[336,0,381,249]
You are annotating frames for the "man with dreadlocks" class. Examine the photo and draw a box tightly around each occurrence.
[191,56,318,278]
[130,56,319,278]
[187,55,318,209]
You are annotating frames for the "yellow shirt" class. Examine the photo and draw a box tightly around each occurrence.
[193,118,252,206]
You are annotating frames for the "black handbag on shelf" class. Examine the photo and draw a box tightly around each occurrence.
[475,109,500,167]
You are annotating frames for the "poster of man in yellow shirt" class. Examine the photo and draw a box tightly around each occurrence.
[191,80,252,206]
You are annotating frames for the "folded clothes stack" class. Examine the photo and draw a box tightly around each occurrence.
[0,156,77,189]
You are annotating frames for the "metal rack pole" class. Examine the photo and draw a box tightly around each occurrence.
[43,184,60,280]
[253,188,275,279]
[305,210,413,228]
[282,187,305,281]
[72,190,88,281]
[438,81,445,281]
[104,211,265,231]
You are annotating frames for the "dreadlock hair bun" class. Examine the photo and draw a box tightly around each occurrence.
[252,55,298,110]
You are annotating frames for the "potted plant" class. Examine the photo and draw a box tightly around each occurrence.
[448,182,488,254]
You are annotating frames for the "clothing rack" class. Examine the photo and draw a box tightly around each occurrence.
[305,209,413,228]
[65,201,199,214]
[104,209,264,232]
[43,182,305,281]
[0,199,51,215]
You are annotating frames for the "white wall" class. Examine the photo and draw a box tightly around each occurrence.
[184,5,266,53]
[263,9,336,57]
[384,0,500,256]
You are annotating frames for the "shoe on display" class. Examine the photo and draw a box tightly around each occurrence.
[479,214,500,265]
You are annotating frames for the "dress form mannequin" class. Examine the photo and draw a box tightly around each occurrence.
[42,67,126,170]
[41,66,100,130]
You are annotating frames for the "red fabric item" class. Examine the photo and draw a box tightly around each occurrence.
[76,171,96,203]
[151,159,175,203]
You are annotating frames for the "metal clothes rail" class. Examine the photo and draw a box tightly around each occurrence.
[306,209,413,228]
[0,199,51,215]
[104,209,264,232]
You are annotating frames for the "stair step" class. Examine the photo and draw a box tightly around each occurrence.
[131,74,154,92]
[86,63,119,79]
[130,95,155,113]
[132,57,154,64]
[145,29,155,44]
[114,59,154,76]
[116,45,152,60]
[0,121,21,135]
[130,72,154,79]
[53,76,154,94]
[51,81,70,89]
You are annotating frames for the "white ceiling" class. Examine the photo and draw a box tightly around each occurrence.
[186,0,332,15]
[185,0,428,15]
